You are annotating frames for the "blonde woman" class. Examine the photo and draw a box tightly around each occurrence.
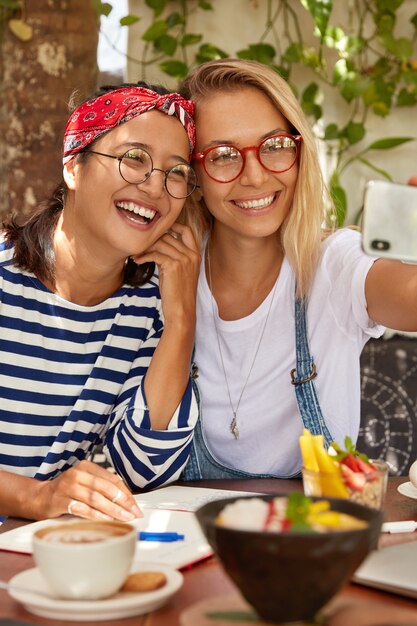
[178,59,417,479]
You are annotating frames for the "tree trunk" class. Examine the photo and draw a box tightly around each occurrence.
[0,1,99,222]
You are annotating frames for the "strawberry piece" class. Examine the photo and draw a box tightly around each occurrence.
[340,453,361,473]
[355,457,376,479]
[340,464,367,491]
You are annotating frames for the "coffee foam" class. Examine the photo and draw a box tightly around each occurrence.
[37,522,131,544]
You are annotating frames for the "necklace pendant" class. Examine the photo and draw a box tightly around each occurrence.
[230,416,239,439]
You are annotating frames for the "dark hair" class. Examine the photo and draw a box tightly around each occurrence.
[2,81,170,288]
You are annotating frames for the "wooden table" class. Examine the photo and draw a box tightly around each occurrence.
[0,477,416,626]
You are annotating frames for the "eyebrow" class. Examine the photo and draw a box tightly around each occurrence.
[201,127,291,149]
[117,141,189,164]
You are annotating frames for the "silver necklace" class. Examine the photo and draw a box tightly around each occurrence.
[206,242,278,440]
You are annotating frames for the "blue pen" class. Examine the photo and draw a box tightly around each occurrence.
[138,531,185,542]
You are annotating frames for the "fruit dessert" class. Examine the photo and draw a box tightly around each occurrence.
[300,429,387,509]
[216,492,367,533]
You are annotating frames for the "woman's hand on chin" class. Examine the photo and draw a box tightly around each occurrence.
[132,223,201,327]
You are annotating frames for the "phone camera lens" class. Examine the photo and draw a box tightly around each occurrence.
[371,239,390,251]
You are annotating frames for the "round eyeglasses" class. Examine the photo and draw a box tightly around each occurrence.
[192,133,302,183]
[83,147,197,199]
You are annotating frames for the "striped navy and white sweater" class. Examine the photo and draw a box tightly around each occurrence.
[0,239,198,491]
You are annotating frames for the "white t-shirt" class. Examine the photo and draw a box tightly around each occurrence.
[194,229,385,476]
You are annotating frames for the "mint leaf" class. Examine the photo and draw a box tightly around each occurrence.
[286,492,313,530]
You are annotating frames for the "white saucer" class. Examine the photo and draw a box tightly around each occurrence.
[8,563,183,621]
[397,481,417,500]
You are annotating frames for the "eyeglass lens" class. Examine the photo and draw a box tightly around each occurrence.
[204,135,299,182]
[120,148,196,199]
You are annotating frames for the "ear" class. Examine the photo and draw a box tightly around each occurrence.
[63,157,77,190]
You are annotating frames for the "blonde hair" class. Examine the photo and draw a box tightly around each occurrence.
[180,58,333,298]
[177,192,207,251]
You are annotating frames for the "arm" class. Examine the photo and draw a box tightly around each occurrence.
[135,223,200,429]
[365,258,417,331]
[0,462,142,521]
[104,224,201,490]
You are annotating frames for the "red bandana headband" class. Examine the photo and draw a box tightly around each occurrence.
[63,86,195,163]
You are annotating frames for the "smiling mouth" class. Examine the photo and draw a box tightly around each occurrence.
[116,201,158,225]
[233,193,277,210]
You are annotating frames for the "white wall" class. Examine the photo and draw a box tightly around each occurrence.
[127,0,417,222]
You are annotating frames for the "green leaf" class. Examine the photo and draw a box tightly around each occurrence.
[411,12,417,28]
[343,35,365,56]
[365,137,414,151]
[344,436,354,453]
[276,65,290,81]
[340,75,368,102]
[159,59,188,79]
[302,82,319,103]
[154,34,177,55]
[166,12,183,28]
[343,121,365,145]
[376,0,402,14]
[302,102,322,120]
[301,46,321,69]
[329,173,347,226]
[196,43,228,63]
[333,58,348,84]
[120,15,140,26]
[100,2,113,17]
[397,88,417,106]
[372,101,389,116]
[323,25,344,48]
[283,42,302,64]
[237,43,275,64]
[324,123,339,139]
[145,0,168,18]
[142,20,167,41]
[286,492,313,531]
[376,13,395,37]
[382,34,413,60]
[300,0,333,39]
[198,1,213,9]
[356,157,393,180]
[180,33,203,46]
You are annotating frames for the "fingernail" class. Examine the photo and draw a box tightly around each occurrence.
[120,509,135,521]
[131,505,143,518]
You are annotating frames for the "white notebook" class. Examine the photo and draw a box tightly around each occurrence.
[353,540,417,599]
[0,485,261,570]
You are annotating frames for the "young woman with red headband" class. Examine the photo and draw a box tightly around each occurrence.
[0,83,203,520]
[178,59,417,480]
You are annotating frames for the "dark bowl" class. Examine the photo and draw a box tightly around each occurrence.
[195,494,383,623]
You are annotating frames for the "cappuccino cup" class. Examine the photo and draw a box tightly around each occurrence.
[33,520,136,600]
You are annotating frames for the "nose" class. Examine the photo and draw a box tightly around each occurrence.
[239,149,269,188]
[138,168,166,197]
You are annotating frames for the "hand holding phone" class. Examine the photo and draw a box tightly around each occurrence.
[361,180,417,263]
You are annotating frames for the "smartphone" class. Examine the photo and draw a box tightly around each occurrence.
[361,180,417,263]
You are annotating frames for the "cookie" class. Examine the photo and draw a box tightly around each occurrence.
[121,571,167,592]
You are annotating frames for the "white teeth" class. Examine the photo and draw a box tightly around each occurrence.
[234,194,275,209]
[117,201,156,220]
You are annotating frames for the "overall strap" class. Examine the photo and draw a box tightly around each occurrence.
[291,297,333,448]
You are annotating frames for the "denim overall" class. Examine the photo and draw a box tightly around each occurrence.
[181,297,333,480]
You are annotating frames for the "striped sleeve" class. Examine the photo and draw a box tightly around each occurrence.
[104,377,199,490]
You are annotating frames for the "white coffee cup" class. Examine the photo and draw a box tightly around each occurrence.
[33,520,136,600]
